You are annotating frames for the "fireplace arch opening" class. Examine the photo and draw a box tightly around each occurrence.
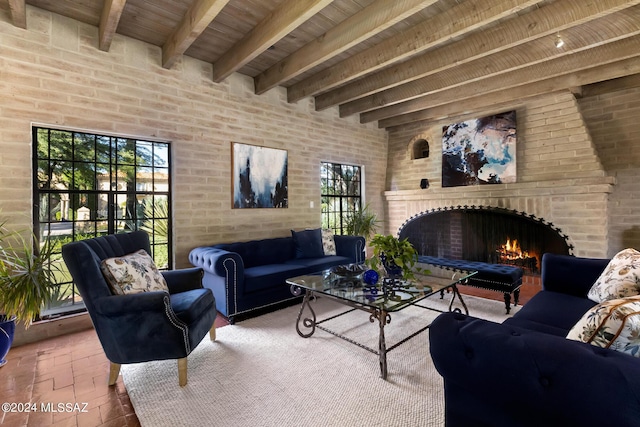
[398,206,573,273]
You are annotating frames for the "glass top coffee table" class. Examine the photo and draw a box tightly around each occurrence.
[286,263,477,379]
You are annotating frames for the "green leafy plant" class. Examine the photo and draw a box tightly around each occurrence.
[344,204,380,242]
[365,234,423,281]
[0,220,60,328]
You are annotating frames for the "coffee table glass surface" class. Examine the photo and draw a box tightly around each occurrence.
[288,263,476,312]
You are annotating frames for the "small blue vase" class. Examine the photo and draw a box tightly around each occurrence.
[385,265,403,279]
[380,253,403,279]
[0,315,16,368]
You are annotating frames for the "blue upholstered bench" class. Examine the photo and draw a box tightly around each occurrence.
[418,256,524,314]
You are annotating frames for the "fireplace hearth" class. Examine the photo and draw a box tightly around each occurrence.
[398,206,573,273]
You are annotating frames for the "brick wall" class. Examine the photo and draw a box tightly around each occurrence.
[384,91,614,258]
[0,6,388,267]
[578,85,640,257]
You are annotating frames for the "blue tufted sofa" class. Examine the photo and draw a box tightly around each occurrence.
[189,231,365,323]
[429,253,640,427]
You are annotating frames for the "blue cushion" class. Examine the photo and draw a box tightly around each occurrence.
[286,255,352,271]
[244,264,309,293]
[170,288,215,326]
[215,237,295,268]
[504,291,597,336]
[291,228,324,259]
[541,253,609,297]
[418,256,523,287]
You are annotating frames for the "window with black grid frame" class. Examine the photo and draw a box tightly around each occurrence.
[320,162,362,235]
[33,126,172,318]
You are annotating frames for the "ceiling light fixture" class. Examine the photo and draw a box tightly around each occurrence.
[555,35,565,49]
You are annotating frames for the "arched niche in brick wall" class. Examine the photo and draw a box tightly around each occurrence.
[409,132,431,160]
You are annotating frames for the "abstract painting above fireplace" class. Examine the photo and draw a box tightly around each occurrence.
[442,110,516,188]
[398,206,572,274]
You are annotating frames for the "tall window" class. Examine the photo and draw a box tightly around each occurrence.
[33,127,172,317]
[321,162,362,235]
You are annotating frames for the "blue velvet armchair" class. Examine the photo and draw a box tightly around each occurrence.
[62,231,217,387]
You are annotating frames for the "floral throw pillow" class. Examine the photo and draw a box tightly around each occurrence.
[322,229,337,256]
[101,249,168,295]
[587,248,640,303]
[566,295,640,357]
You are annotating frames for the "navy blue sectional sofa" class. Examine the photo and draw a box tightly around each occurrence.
[189,230,365,323]
[429,253,640,427]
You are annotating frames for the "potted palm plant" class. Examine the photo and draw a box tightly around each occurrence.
[0,219,59,367]
[344,203,380,242]
[366,234,422,281]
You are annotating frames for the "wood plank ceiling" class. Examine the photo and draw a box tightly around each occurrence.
[6,0,640,129]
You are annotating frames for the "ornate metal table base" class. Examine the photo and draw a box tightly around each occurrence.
[438,284,470,315]
[292,282,469,380]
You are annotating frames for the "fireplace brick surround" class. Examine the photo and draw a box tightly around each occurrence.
[383,91,615,259]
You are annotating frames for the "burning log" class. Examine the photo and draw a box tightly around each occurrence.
[497,238,538,271]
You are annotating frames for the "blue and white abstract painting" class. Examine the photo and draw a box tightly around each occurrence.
[232,142,288,208]
[442,110,516,187]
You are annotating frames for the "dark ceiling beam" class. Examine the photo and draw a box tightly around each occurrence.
[211,0,333,83]
[253,0,439,95]
[580,72,640,97]
[99,0,127,51]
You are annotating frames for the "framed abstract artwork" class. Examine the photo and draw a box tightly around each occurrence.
[442,110,516,187]
[231,142,288,208]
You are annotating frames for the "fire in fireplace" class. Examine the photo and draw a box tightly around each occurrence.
[398,206,572,274]
[497,238,538,271]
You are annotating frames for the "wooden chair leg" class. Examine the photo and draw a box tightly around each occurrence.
[108,362,121,386]
[178,357,188,387]
[210,323,216,341]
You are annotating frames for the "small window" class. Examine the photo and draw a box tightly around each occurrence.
[320,162,362,235]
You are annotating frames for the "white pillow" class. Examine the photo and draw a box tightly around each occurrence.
[587,248,640,303]
[567,295,640,357]
[101,249,168,295]
[322,229,336,256]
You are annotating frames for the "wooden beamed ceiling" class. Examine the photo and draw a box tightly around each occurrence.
[10,0,640,129]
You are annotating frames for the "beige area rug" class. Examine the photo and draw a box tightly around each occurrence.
[122,294,517,427]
